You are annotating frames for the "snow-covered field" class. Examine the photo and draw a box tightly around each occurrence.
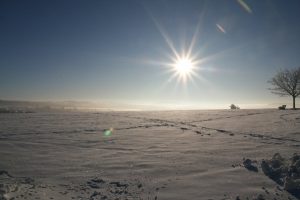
[0,109,300,200]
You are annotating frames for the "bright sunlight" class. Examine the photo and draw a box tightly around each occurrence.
[168,55,199,84]
[175,58,194,76]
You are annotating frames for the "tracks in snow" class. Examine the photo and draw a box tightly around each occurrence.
[119,111,300,146]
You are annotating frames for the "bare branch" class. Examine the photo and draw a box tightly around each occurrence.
[268,67,300,109]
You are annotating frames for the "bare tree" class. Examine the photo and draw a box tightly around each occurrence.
[269,68,300,109]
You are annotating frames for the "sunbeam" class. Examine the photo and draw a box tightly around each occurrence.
[149,17,204,85]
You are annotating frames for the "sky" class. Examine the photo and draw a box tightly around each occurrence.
[1,0,300,109]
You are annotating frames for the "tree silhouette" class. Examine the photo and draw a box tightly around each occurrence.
[269,68,300,109]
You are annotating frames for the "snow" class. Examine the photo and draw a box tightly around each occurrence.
[0,109,299,199]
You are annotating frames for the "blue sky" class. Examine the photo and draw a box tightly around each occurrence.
[1,0,300,109]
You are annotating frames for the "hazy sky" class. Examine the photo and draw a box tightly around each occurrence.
[1,0,300,108]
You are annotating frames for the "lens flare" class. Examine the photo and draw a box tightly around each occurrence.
[237,0,252,14]
[216,24,226,34]
[103,128,114,137]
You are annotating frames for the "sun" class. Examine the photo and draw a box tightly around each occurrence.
[175,58,193,76]
[169,56,198,83]
[148,12,212,86]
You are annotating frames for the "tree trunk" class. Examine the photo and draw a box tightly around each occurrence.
[293,96,296,109]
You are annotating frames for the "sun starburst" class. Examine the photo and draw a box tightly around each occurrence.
[168,56,198,84]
